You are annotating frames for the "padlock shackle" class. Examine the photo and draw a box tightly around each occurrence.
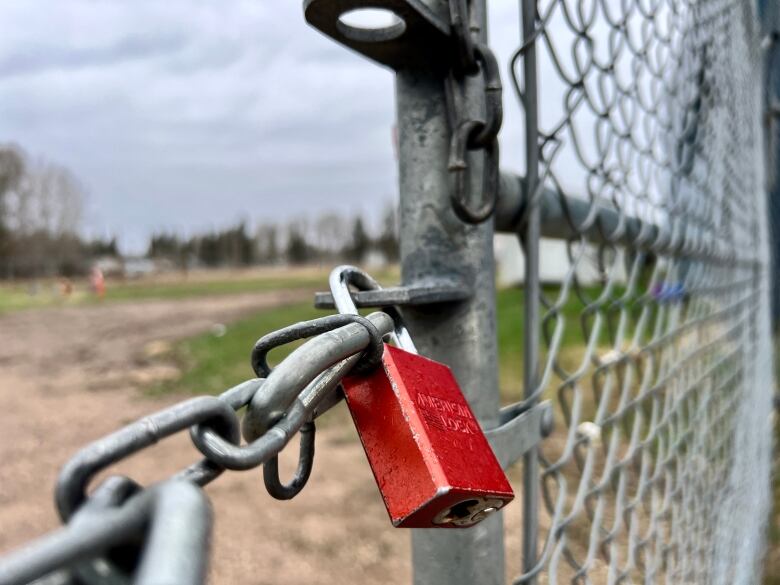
[329,265,417,354]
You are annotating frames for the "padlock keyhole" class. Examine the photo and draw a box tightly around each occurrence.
[433,497,505,527]
[443,499,479,522]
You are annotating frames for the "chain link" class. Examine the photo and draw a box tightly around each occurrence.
[445,0,504,224]
[0,311,393,585]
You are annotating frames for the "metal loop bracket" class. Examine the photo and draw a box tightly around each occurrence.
[304,0,451,71]
[328,264,417,352]
[484,401,553,470]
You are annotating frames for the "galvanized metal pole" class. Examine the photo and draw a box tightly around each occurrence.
[519,0,541,581]
[759,0,780,328]
[396,3,504,583]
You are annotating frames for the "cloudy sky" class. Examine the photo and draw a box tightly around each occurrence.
[0,2,534,253]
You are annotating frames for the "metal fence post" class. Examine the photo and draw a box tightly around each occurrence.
[518,0,541,581]
[759,0,780,328]
[395,4,504,583]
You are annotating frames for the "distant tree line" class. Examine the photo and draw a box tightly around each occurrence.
[0,144,119,278]
[0,143,400,278]
[147,206,399,268]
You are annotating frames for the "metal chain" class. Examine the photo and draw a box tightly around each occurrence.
[0,311,394,585]
[445,0,504,224]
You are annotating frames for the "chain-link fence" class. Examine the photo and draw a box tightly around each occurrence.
[0,1,775,584]
[507,0,774,582]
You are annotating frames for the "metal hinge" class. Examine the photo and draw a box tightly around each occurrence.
[485,401,553,470]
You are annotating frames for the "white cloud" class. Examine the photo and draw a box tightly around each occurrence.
[0,1,532,252]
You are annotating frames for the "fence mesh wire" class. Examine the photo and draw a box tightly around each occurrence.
[508,0,774,582]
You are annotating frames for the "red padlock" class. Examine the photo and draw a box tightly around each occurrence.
[330,266,513,528]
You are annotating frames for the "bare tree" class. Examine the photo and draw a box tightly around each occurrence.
[375,203,399,263]
[13,160,84,236]
[313,212,349,258]
[344,216,369,263]
[0,146,24,197]
[0,146,25,270]
[286,219,312,265]
[0,151,86,277]
[255,223,280,264]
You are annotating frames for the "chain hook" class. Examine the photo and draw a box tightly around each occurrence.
[465,43,503,148]
[449,0,478,75]
[445,6,504,225]
[449,121,500,224]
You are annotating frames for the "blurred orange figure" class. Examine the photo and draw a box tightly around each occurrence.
[90,267,105,299]
[58,278,73,298]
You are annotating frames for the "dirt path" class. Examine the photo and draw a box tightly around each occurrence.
[0,292,413,585]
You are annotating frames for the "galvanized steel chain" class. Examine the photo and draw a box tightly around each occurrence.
[445,0,503,224]
[0,310,394,585]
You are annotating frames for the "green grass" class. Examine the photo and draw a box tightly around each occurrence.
[100,274,325,302]
[152,301,324,395]
[0,280,89,313]
[156,285,595,397]
[0,268,401,314]
[496,284,609,396]
[0,269,389,314]
[0,276,316,314]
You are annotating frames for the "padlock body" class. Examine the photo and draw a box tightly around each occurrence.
[342,344,513,528]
